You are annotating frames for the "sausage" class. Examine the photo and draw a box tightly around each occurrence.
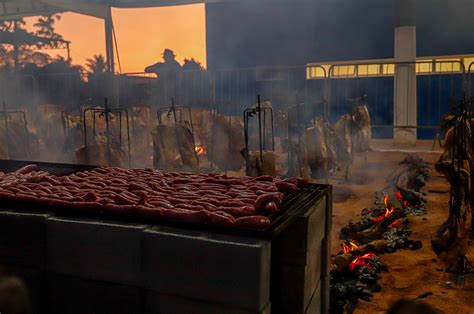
[134,205,163,217]
[148,191,168,198]
[282,178,298,185]
[91,167,109,175]
[166,197,189,205]
[110,178,128,185]
[275,181,298,193]
[71,201,103,211]
[82,192,98,202]
[218,206,255,217]
[128,182,148,191]
[97,197,115,205]
[234,198,256,205]
[226,179,247,186]
[15,193,39,203]
[249,184,279,193]
[171,178,196,185]
[226,191,256,199]
[234,216,271,230]
[137,192,148,205]
[103,204,135,214]
[46,198,71,207]
[35,186,53,194]
[163,209,209,224]
[173,184,198,191]
[5,187,22,194]
[197,184,228,191]
[216,200,248,208]
[296,178,310,187]
[263,201,278,214]
[104,186,127,194]
[253,175,274,182]
[254,193,282,212]
[75,172,89,178]
[115,194,137,205]
[88,180,108,188]
[175,203,205,211]
[190,200,217,212]
[14,164,39,175]
[203,178,230,186]
[208,211,235,227]
[147,198,174,208]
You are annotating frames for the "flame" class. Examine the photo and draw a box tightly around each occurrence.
[342,241,359,254]
[194,145,207,156]
[349,252,376,271]
[373,193,395,223]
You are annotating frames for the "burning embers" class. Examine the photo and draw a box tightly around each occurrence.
[341,241,377,272]
[194,145,207,157]
[348,253,377,272]
[372,193,395,223]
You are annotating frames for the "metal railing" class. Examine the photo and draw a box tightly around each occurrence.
[325,60,466,139]
[0,61,468,141]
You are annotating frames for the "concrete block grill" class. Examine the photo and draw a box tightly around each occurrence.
[46,217,148,286]
[0,211,50,269]
[0,160,332,314]
[142,226,271,312]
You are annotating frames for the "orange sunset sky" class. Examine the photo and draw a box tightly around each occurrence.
[26,4,207,73]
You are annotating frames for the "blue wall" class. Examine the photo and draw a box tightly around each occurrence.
[205,0,474,139]
[206,0,474,69]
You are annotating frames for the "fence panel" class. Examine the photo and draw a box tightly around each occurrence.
[468,62,474,98]
[327,64,394,138]
[327,60,466,140]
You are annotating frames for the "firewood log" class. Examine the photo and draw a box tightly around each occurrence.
[349,209,407,244]
[331,240,388,272]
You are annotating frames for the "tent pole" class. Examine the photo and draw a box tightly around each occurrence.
[104,8,115,74]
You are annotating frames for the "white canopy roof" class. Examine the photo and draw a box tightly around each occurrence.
[0,0,224,20]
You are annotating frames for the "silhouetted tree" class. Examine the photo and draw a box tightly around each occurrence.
[0,15,65,69]
[182,58,205,72]
[85,54,107,75]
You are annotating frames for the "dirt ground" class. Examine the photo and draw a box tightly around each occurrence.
[322,140,474,313]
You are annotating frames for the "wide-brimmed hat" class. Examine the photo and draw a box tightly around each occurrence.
[161,49,176,57]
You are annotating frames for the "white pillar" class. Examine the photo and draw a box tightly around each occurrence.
[394,0,417,145]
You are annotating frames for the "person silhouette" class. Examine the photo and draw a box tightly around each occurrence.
[145,49,182,106]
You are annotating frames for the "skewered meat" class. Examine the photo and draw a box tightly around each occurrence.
[302,118,329,179]
[334,114,353,180]
[75,136,128,167]
[152,123,198,172]
[351,105,372,155]
[241,150,276,177]
[431,165,472,270]
[432,117,473,270]
[208,114,245,172]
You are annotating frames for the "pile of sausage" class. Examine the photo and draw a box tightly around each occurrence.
[0,165,309,230]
